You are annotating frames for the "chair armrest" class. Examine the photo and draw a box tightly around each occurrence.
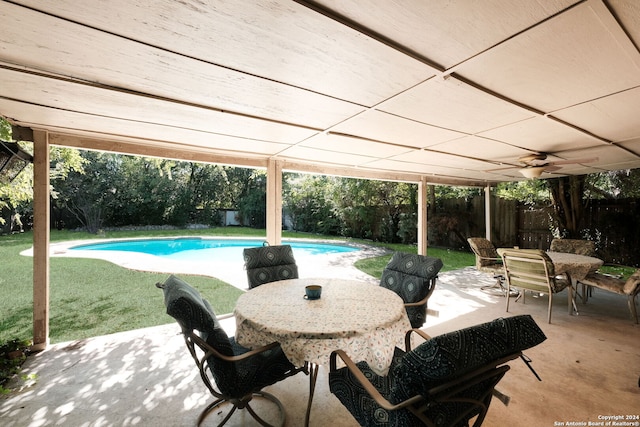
[329,349,424,411]
[404,328,431,351]
[188,330,282,362]
[403,277,438,308]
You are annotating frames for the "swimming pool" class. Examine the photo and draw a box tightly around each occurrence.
[70,238,359,263]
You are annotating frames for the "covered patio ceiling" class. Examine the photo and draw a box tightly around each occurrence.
[1,0,640,186]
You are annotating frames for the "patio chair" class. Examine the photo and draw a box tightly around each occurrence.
[467,237,515,297]
[579,269,640,323]
[501,249,572,324]
[380,252,443,328]
[243,244,299,289]
[329,315,546,427]
[156,275,305,426]
[549,238,596,256]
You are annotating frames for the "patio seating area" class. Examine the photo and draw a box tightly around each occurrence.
[2,253,638,427]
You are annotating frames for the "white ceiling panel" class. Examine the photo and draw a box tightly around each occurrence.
[0,67,318,145]
[455,0,640,113]
[429,136,534,165]
[552,87,640,143]
[390,149,496,171]
[0,2,365,129]
[478,116,605,152]
[314,0,577,69]
[329,110,466,149]
[0,99,291,156]
[299,133,412,158]
[381,77,535,134]
[2,0,640,185]
[15,0,436,107]
[278,146,378,167]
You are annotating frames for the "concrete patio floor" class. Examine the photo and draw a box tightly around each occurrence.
[2,248,639,426]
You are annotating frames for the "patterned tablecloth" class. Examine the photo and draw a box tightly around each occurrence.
[546,252,603,280]
[234,277,412,375]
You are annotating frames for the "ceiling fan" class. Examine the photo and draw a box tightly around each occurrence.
[492,153,598,179]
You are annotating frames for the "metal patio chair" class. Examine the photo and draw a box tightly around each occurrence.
[329,315,546,426]
[380,252,443,328]
[501,249,572,323]
[243,244,299,289]
[156,274,305,426]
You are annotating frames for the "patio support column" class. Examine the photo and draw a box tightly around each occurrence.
[484,185,491,241]
[417,176,428,255]
[266,159,282,245]
[32,130,50,351]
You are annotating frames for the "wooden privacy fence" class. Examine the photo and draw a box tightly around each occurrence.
[431,196,640,267]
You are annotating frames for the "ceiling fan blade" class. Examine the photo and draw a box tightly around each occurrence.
[547,157,598,166]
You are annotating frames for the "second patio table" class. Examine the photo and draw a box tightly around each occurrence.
[234,277,412,426]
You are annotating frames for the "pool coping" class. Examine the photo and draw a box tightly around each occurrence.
[21,236,389,290]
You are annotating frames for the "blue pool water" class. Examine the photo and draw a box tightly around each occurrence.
[70,238,359,263]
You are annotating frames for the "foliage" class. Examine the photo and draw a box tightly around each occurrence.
[0,338,32,393]
[496,180,550,206]
[329,177,417,242]
[0,118,85,232]
[49,151,270,233]
[236,169,267,228]
[284,173,340,234]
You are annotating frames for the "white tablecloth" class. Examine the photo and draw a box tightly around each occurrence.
[234,277,412,375]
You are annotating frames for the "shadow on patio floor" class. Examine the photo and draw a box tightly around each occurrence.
[2,264,639,426]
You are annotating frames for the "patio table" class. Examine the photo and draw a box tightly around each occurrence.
[547,251,604,314]
[234,277,411,426]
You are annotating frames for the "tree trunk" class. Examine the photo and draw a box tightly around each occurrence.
[547,176,586,238]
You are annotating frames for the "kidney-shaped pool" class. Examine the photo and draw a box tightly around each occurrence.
[70,238,360,263]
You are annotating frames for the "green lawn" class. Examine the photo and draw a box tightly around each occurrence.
[0,228,474,345]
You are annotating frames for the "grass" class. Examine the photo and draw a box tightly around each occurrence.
[0,227,475,345]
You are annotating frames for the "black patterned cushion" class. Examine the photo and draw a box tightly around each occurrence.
[329,315,546,426]
[158,275,296,398]
[243,245,299,288]
[390,315,546,403]
[380,252,443,328]
[550,239,596,256]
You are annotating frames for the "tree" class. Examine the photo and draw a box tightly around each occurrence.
[1,118,85,232]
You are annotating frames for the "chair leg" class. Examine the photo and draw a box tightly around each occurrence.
[197,392,286,427]
[548,293,553,324]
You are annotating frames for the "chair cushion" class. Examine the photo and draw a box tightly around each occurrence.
[330,315,546,426]
[468,238,501,268]
[380,253,443,328]
[245,264,299,288]
[244,245,299,288]
[243,244,297,268]
[550,239,596,257]
[159,275,233,357]
[329,347,417,426]
[582,270,640,296]
[389,315,546,405]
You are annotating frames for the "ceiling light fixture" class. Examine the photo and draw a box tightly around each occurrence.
[519,166,545,179]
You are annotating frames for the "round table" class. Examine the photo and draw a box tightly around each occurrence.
[234,277,412,426]
[234,277,411,374]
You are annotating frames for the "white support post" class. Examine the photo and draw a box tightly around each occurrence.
[485,185,491,241]
[266,159,283,245]
[32,130,50,351]
[417,177,428,255]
